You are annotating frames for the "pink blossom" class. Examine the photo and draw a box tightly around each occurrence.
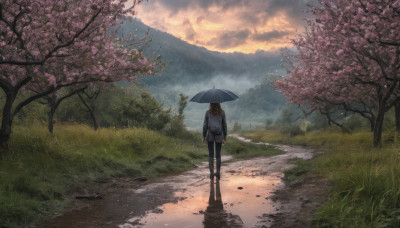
[336,49,344,56]
[45,73,57,88]
[91,46,98,55]
[0,0,154,139]
[275,0,399,147]
[367,3,376,12]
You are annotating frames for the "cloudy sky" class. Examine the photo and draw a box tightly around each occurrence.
[135,0,315,53]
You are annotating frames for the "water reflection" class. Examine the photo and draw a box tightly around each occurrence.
[42,155,294,227]
[204,179,243,228]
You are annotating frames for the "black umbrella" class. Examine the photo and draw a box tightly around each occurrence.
[189,88,239,103]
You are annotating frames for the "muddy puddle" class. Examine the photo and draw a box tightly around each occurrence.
[42,137,313,228]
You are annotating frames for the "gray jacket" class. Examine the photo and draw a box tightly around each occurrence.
[203,110,227,143]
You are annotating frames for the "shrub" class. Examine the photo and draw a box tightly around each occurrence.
[280,125,305,137]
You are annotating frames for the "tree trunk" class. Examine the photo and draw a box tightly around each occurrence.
[78,92,99,130]
[0,91,17,153]
[89,108,98,130]
[46,87,88,133]
[373,106,385,147]
[369,117,375,132]
[395,101,400,132]
[48,107,55,134]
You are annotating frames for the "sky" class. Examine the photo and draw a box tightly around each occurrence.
[135,0,315,53]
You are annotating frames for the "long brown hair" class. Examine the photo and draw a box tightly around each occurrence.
[209,103,222,116]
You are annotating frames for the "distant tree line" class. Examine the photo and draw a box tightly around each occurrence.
[12,84,189,136]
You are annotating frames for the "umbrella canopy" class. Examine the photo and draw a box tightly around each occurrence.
[189,88,239,103]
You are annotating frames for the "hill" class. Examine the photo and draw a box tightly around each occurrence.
[117,19,287,129]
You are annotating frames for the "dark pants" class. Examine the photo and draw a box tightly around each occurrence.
[208,142,222,174]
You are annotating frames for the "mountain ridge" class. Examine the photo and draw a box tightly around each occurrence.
[117,18,287,129]
[118,19,283,86]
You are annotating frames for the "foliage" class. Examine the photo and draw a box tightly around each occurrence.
[54,85,172,131]
[119,91,171,130]
[228,78,286,124]
[272,106,307,136]
[178,93,189,117]
[0,0,155,147]
[280,125,305,137]
[56,84,122,126]
[270,104,398,136]
[306,112,331,132]
[275,0,400,147]
[164,93,190,138]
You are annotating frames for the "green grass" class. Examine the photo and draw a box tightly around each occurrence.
[224,136,282,158]
[0,124,205,227]
[283,158,315,186]
[0,124,281,227]
[243,128,400,228]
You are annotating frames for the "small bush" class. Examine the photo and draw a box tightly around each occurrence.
[230,143,246,154]
[280,125,305,137]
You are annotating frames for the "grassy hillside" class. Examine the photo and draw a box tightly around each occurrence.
[244,129,400,227]
[0,124,280,227]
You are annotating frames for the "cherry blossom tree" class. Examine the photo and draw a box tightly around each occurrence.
[276,0,400,147]
[277,45,377,131]
[0,0,154,151]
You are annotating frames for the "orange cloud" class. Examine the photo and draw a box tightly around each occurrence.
[135,0,313,53]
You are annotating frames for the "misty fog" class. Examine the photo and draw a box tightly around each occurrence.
[119,19,288,131]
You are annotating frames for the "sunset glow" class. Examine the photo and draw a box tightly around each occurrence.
[136,0,314,53]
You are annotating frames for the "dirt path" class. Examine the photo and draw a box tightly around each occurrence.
[42,137,327,228]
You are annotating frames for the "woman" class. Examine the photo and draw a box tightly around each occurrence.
[202,103,227,179]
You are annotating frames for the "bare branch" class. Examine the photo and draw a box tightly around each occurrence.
[11,87,57,118]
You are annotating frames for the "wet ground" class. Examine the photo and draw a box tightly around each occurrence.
[42,137,317,228]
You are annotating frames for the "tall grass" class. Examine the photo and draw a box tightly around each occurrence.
[0,124,281,227]
[0,124,205,227]
[244,129,400,227]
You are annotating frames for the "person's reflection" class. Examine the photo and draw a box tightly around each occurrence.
[204,179,245,228]
[207,179,224,212]
[204,179,226,228]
